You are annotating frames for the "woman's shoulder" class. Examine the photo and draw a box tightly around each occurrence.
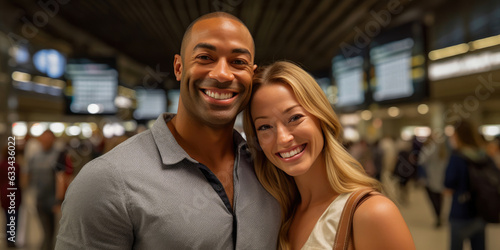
[354,194,397,220]
[352,194,415,249]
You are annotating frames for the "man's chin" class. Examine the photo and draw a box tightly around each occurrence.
[203,112,238,128]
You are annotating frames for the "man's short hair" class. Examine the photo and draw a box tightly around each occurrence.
[180,12,253,59]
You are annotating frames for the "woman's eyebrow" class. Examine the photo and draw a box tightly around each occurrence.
[253,105,301,122]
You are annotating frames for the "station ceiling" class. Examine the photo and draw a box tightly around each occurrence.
[7,0,443,77]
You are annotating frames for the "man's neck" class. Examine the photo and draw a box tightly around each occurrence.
[167,112,236,167]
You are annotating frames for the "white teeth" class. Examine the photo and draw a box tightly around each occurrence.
[205,90,232,100]
[279,146,303,159]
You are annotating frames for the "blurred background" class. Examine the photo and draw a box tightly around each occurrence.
[0,0,499,249]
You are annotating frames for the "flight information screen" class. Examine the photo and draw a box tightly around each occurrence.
[370,38,414,102]
[133,88,166,120]
[65,58,118,115]
[368,22,427,104]
[332,55,365,107]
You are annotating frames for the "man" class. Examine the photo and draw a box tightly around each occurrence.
[29,130,71,250]
[56,12,280,249]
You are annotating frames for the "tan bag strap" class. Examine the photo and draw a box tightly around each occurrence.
[333,188,380,250]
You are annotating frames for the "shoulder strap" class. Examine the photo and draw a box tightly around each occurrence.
[333,188,380,250]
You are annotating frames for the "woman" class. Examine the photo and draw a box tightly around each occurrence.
[243,61,414,250]
[445,120,488,250]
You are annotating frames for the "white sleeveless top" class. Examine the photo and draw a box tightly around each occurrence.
[301,192,352,250]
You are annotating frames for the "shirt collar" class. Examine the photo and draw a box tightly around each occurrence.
[151,113,249,167]
[151,113,197,166]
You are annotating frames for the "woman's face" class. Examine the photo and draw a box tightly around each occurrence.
[251,82,324,177]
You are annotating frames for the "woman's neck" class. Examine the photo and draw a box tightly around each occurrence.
[293,156,338,208]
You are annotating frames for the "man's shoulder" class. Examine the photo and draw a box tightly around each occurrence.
[104,130,156,158]
[82,130,158,173]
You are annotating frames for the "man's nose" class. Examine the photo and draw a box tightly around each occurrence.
[209,60,235,83]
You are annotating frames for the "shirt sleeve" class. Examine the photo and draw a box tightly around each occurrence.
[55,158,134,249]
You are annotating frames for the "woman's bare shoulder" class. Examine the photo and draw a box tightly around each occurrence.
[352,194,416,250]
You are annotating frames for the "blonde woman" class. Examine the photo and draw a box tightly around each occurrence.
[243,61,415,250]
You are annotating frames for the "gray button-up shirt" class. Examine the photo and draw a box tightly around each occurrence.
[56,113,281,250]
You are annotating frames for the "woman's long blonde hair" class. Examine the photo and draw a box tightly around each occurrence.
[242,61,381,250]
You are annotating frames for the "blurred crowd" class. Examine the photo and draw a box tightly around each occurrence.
[345,127,500,229]
[0,125,143,249]
[1,120,500,249]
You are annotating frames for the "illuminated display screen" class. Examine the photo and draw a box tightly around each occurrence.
[167,90,180,114]
[332,55,365,107]
[33,49,66,78]
[370,38,414,101]
[133,89,167,120]
[65,58,118,114]
[429,50,500,80]
[369,22,427,104]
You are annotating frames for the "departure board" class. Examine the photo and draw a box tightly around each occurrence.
[167,89,180,114]
[66,58,118,114]
[370,38,414,101]
[133,88,166,120]
[368,22,427,104]
[332,55,365,107]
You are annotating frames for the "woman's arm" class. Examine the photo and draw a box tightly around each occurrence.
[352,195,415,250]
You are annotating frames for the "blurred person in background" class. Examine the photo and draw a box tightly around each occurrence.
[89,128,105,160]
[56,12,280,249]
[445,120,487,250]
[27,130,72,250]
[348,139,377,178]
[21,134,43,188]
[243,61,415,250]
[372,139,384,181]
[1,145,22,248]
[418,134,449,228]
[392,137,416,205]
[486,136,500,169]
[22,134,42,167]
[378,136,397,182]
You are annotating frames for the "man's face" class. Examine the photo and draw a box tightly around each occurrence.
[39,132,55,151]
[174,17,257,128]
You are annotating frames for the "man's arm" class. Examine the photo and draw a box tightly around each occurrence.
[55,158,134,249]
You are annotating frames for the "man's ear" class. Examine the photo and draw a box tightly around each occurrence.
[253,64,258,73]
[173,54,183,81]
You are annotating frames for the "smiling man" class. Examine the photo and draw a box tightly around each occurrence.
[56,12,280,250]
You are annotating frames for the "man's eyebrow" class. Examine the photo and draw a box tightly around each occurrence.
[193,43,216,52]
[232,48,251,57]
[193,43,252,57]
